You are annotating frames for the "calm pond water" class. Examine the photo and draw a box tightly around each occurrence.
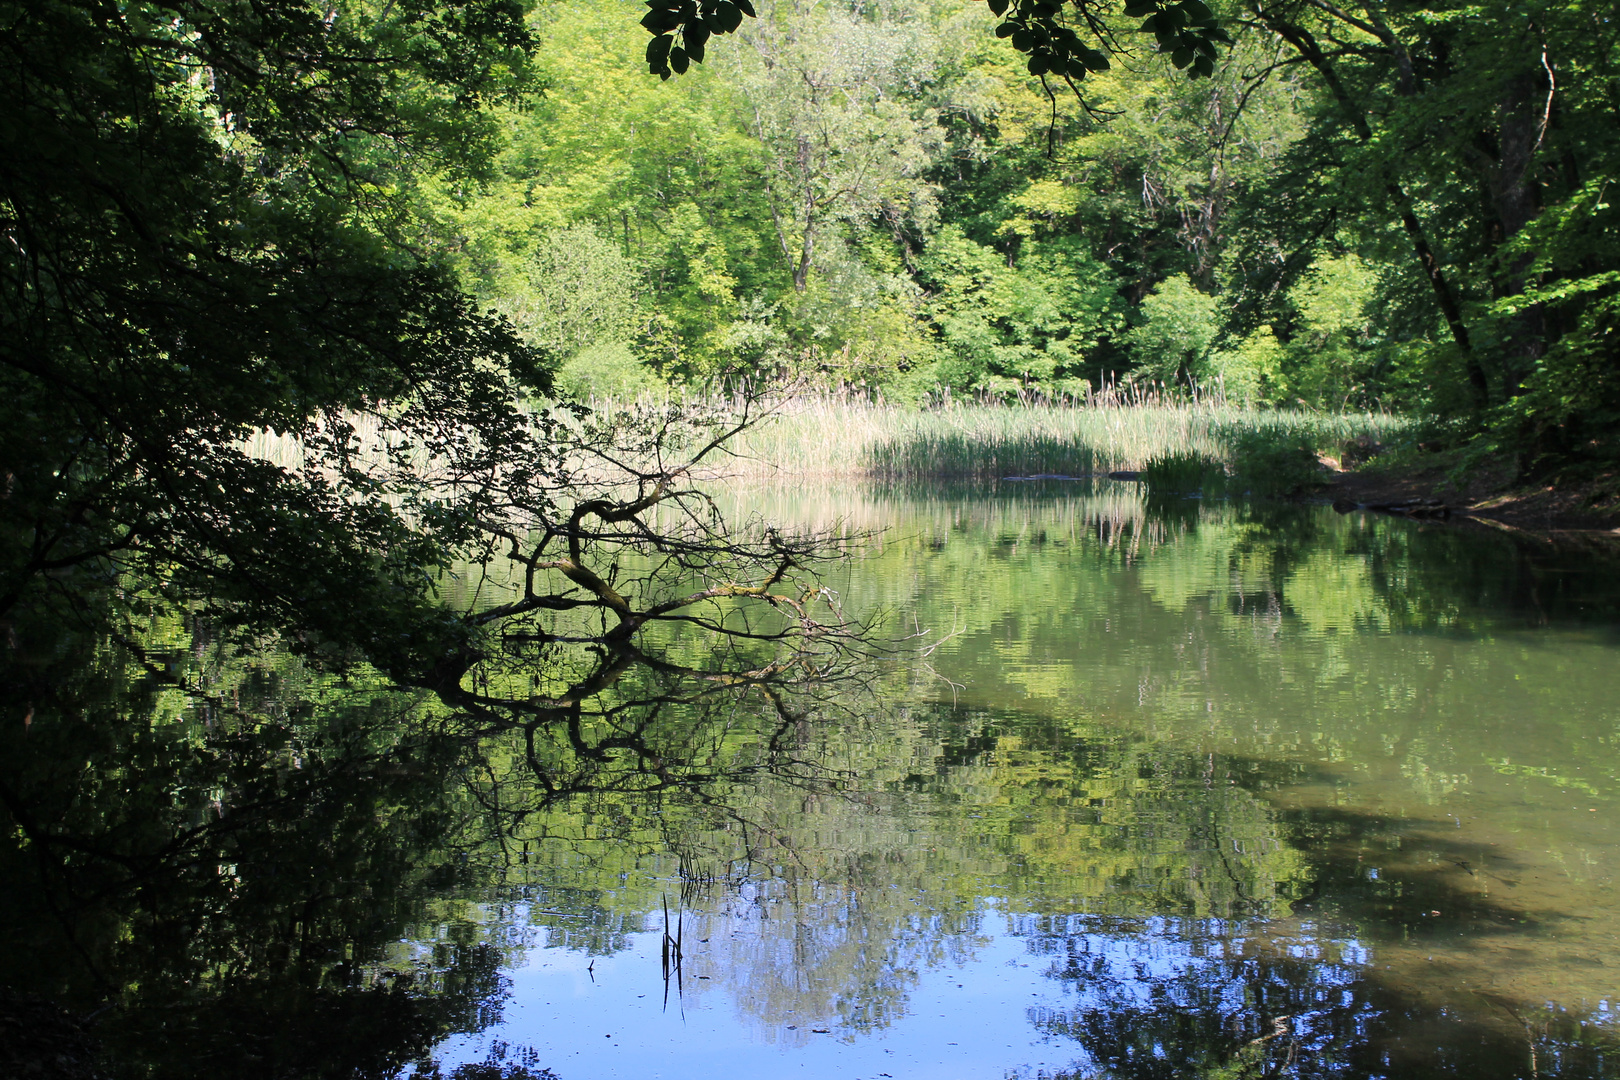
[5,484,1620,1079]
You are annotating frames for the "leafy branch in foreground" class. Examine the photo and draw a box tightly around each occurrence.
[0,0,543,661]
[639,0,1231,82]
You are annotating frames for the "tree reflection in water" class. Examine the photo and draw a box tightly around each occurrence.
[0,618,867,1076]
[1024,911,1618,1079]
[1026,914,1370,1079]
[8,494,1620,1079]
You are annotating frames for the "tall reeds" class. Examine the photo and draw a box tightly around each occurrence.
[706,389,1410,483]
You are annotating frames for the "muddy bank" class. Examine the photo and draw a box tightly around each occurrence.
[1319,456,1620,535]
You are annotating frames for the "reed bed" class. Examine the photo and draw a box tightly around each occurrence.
[704,479,1155,536]
[718,393,1412,482]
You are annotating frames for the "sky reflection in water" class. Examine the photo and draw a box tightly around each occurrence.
[420,489,1620,1080]
[435,907,1380,1080]
[5,488,1615,1078]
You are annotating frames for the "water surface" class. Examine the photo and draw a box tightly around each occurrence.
[5,486,1619,1079]
[421,487,1620,1078]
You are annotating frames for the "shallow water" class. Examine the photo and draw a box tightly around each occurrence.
[5,486,1620,1079]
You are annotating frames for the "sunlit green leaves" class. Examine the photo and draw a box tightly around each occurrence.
[1122,275,1219,384]
[918,227,1126,394]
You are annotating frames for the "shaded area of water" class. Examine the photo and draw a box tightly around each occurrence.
[4,489,1620,1078]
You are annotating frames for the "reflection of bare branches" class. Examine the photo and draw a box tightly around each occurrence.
[457,663,867,835]
[920,662,964,706]
[354,393,925,1020]
[914,608,966,659]
[385,393,888,840]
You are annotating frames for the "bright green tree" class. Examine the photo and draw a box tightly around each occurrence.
[1123,274,1220,385]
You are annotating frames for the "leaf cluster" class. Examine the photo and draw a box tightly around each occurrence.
[642,0,757,78]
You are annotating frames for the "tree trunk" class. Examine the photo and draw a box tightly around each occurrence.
[1484,65,1548,394]
[1254,6,1490,405]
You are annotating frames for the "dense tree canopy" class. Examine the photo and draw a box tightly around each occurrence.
[0,0,550,669]
[573,0,1611,468]
[375,0,1607,478]
[3,5,1619,1073]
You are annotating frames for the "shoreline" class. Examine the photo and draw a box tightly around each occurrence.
[707,464,1620,537]
[1319,459,1620,536]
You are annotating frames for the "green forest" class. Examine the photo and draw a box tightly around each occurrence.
[3,1,1620,1077]
[454,0,1617,453]
[7,0,1615,670]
